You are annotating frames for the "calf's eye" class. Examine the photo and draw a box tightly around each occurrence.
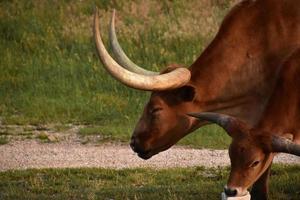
[151,107,162,114]
[250,160,260,168]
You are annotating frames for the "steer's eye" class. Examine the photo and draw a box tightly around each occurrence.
[151,107,163,114]
[250,160,260,168]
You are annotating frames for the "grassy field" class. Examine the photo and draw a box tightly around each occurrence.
[0,0,238,148]
[0,165,299,200]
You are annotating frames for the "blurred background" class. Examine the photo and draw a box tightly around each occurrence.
[0,0,239,148]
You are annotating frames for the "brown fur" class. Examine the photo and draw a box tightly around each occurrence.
[131,0,300,161]
[129,1,300,198]
[209,49,300,198]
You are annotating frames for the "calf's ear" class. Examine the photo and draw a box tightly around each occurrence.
[187,112,251,138]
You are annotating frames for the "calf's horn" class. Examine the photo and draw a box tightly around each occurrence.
[188,112,249,138]
[271,136,300,156]
[109,10,158,76]
[94,8,191,91]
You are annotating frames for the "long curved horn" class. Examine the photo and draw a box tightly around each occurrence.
[188,112,249,138]
[109,10,158,76]
[271,136,300,156]
[94,8,191,91]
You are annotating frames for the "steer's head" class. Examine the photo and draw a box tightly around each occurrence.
[189,112,300,197]
[93,9,201,159]
[131,84,198,159]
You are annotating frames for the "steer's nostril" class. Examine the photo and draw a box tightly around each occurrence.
[130,137,136,150]
[129,136,147,154]
[224,186,237,197]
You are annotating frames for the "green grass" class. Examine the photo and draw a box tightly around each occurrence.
[53,124,72,132]
[36,132,49,141]
[179,125,230,149]
[77,124,230,148]
[0,136,9,145]
[0,0,237,148]
[0,165,299,200]
[78,124,131,143]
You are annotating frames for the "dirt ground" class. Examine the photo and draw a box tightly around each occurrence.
[1,140,299,171]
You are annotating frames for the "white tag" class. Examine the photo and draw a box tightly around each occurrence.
[221,192,251,200]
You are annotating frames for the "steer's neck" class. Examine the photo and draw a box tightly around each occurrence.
[256,50,300,139]
[189,49,275,126]
[187,6,296,126]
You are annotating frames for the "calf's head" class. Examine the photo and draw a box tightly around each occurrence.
[189,112,300,197]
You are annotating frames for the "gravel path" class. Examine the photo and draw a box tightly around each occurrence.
[0,140,299,171]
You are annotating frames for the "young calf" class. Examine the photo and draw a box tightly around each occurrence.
[189,112,300,199]
[189,49,300,199]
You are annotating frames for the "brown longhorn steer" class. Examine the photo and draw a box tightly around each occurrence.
[93,0,300,199]
[189,48,300,200]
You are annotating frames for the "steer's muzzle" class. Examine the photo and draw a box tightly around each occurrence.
[130,135,140,152]
[130,136,152,160]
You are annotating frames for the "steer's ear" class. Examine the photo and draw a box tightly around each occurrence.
[187,112,251,138]
[175,85,196,102]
